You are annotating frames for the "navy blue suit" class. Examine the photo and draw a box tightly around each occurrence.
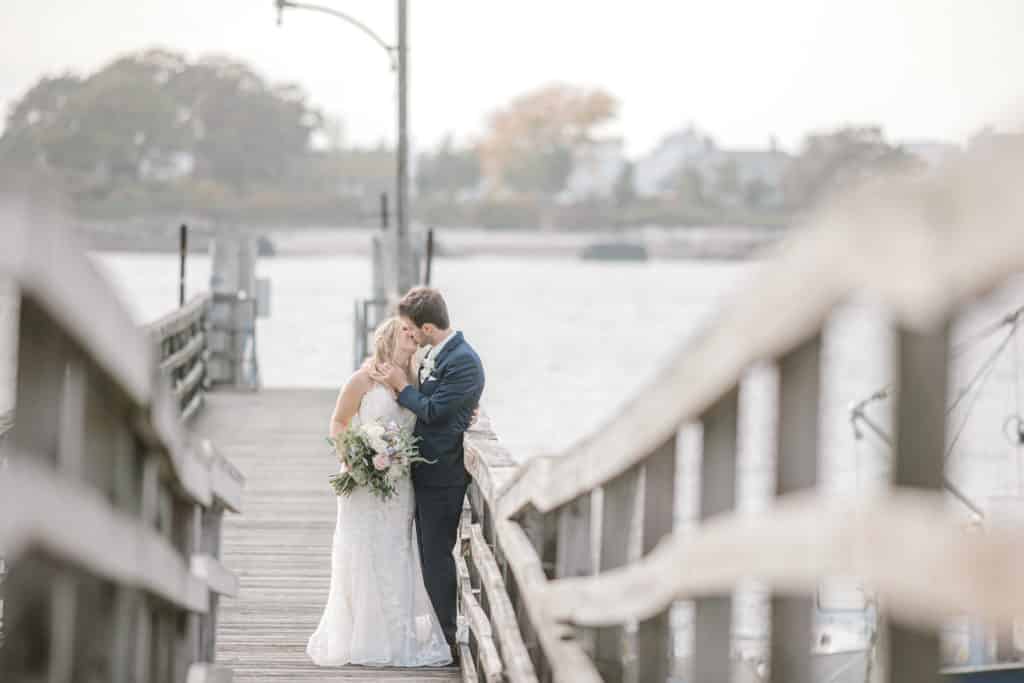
[397,331,484,646]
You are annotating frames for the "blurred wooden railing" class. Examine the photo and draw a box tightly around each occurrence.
[146,294,211,422]
[459,146,1024,683]
[0,197,243,683]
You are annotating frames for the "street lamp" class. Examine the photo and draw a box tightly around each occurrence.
[275,0,413,295]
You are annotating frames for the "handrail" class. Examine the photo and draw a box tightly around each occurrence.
[0,193,243,679]
[0,198,152,403]
[0,456,209,612]
[460,143,1024,682]
[147,293,211,342]
[541,489,1024,628]
[500,146,1024,519]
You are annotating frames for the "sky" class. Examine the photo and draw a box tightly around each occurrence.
[1,0,1023,157]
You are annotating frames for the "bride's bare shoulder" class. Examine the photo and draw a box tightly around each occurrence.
[339,366,373,397]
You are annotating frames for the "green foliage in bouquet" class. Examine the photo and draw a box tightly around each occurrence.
[327,419,432,501]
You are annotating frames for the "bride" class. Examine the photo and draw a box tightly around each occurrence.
[306,317,452,667]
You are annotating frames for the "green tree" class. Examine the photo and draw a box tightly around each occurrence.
[0,49,321,192]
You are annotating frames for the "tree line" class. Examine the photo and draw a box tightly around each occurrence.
[1,48,924,228]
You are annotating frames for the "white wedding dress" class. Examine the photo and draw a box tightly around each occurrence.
[306,383,452,667]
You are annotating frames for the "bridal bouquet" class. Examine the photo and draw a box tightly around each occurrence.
[327,420,429,500]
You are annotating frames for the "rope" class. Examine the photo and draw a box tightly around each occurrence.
[945,323,1017,462]
[951,304,1024,357]
[947,323,1017,417]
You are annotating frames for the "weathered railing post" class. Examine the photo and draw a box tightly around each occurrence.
[769,335,822,683]
[636,432,678,682]
[0,204,243,683]
[593,468,642,682]
[886,323,950,683]
[693,388,739,683]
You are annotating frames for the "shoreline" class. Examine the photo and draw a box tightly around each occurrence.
[78,224,784,261]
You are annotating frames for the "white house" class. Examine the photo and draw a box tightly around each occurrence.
[138,150,195,182]
[558,138,627,203]
[634,126,790,207]
[633,127,715,198]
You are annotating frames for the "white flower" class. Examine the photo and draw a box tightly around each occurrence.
[420,356,436,377]
[361,423,388,453]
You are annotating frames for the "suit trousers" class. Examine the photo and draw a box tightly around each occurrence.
[413,482,469,647]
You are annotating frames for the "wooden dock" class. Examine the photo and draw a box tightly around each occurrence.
[194,389,459,682]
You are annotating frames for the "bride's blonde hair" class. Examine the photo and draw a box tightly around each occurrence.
[372,317,404,366]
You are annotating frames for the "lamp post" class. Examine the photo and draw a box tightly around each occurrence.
[275,0,413,295]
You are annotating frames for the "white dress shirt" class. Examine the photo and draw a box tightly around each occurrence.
[419,330,456,383]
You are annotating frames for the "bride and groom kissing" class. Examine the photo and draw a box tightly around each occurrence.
[307,286,485,668]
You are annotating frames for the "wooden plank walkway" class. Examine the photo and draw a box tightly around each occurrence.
[195,390,460,683]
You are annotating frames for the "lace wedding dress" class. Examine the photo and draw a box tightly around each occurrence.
[306,383,452,667]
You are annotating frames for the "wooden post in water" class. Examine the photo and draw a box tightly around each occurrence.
[179,224,187,308]
[425,228,435,286]
[208,232,259,389]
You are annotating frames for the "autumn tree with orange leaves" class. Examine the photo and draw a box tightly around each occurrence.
[479,84,618,196]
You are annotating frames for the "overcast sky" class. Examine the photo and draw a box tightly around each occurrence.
[2,0,1022,156]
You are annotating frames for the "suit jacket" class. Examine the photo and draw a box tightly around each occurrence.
[397,331,485,488]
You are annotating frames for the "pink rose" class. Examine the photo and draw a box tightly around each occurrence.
[373,453,390,471]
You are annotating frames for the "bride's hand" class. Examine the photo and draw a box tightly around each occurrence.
[369,363,405,396]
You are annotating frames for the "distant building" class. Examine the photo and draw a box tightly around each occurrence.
[710,148,790,208]
[634,126,790,207]
[634,127,714,198]
[138,150,195,182]
[558,138,626,203]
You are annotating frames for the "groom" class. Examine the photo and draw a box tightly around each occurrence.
[371,286,485,658]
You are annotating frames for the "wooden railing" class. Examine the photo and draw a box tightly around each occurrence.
[460,146,1024,682]
[147,294,211,422]
[0,196,243,682]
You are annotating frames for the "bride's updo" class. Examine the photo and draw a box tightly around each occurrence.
[372,317,404,366]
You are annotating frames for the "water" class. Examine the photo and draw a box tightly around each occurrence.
[90,251,755,460]
[5,249,1024,672]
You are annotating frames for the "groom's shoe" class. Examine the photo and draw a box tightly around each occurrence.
[448,643,461,667]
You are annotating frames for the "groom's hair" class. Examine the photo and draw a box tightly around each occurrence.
[398,287,450,329]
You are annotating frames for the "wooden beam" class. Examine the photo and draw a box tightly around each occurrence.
[147,294,211,343]
[458,562,503,682]
[0,199,153,404]
[496,518,603,683]
[160,332,206,374]
[0,457,209,613]
[469,524,539,683]
[190,555,239,598]
[541,488,1024,629]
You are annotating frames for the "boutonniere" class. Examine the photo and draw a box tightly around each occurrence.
[420,356,436,381]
